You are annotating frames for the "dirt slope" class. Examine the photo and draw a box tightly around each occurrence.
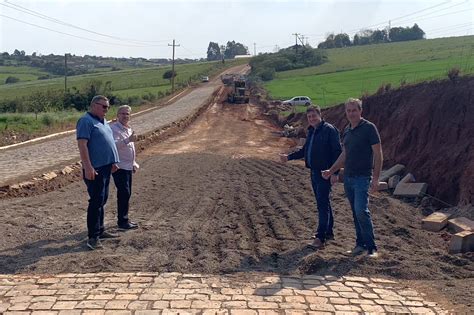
[320,76,474,207]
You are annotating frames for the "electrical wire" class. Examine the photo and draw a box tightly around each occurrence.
[1,1,171,45]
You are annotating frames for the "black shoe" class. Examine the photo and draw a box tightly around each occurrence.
[118,221,139,230]
[99,231,119,239]
[326,234,335,241]
[87,238,103,250]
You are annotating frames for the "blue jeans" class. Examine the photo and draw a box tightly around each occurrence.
[112,169,133,227]
[311,170,334,242]
[83,164,112,239]
[344,176,377,251]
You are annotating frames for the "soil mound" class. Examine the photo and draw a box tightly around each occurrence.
[320,76,474,206]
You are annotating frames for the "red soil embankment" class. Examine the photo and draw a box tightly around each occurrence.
[321,76,474,206]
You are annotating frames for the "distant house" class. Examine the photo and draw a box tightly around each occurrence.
[234,55,252,59]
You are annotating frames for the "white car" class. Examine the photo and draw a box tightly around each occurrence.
[282,96,312,106]
[201,76,209,82]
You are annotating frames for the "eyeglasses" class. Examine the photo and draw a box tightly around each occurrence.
[95,102,109,109]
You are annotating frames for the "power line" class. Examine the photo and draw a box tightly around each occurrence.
[1,1,171,45]
[0,14,167,48]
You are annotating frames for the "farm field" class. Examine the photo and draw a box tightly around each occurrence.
[265,36,474,107]
[0,58,247,101]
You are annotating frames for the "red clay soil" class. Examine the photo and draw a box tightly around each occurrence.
[317,76,474,207]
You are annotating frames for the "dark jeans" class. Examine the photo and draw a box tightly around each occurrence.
[83,164,112,239]
[112,169,133,227]
[310,170,334,242]
[344,175,377,251]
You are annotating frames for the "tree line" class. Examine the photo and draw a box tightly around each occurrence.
[250,45,327,81]
[206,41,249,61]
[317,24,425,49]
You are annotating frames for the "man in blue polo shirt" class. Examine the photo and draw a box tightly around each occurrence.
[76,95,119,250]
[322,98,383,258]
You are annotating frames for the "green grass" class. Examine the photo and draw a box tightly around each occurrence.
[265,36,474,107]
[0,66,52,85]
[0,58,247,102]
[0,110,82,135]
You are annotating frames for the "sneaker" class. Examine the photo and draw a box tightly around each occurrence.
[368,250,379,258]
[87,238,103,250]
[99,231,119,239]
[118,221,139,230]
[346,245,366,256]
[309,238,324,249]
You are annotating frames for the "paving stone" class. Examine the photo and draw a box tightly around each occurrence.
[222,301,248,308]
[104,300,130,309]
[104,311,131,315]
[422,212,452,232]
[51,301,77,310]
[190,300,222,308]
[360,304,385,312]
[151,301,170,309]
[247,301,279,309]
[75,300,107,309]
[448,217,474,233]
[8,302,30,310]
[278,303,307,310]
[316,291,339,297]
[380,164,405,182]
[349,298,374,305]
[230,310,257,315]
[329,297,349,304]
[31,296,57,303]
[30,311,59,315]
[383,305,411,312]
[170,300,192,308]
[57,295,87,301]
[338,292,359,299]
[388,175,401,189]
[127,301,149,310]
[29,301,55,310]
[449,231,474,253]
[375,299,402,306]
[162,294,185,300]
[31,290,57,296]
[58,310,82,315]
[210,294,232,301]
[308,303,335,312]
[393,182,428,197]
[334,304,362,312]
[87,294,115,300]
[115,294,139,300]
[135,311,162,315]
[408,307,436,314]
[282,296,305,303]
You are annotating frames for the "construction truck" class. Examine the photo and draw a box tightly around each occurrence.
[227,76,250,104]
[221,74,234,86]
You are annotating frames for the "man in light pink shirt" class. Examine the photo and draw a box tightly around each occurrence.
[111,105,139,230]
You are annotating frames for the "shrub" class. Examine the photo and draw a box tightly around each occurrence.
[447,67,460,82]
[5,76,20,84]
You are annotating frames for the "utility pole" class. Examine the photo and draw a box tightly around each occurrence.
[168,39,180,93]
[292,33,300,52]
[387,20,391,41]
[253,43,256,56]
[64,53,68,93]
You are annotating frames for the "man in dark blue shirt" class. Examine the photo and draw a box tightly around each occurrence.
[280,105,342,248]
[322,98,383,258]
[77,95,119,250]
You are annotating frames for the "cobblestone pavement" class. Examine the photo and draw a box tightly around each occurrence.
[0,85,217,187]
[0,272,448,314]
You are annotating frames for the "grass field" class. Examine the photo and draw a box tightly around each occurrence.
[0,59,247,102]
[0,66,52,85]
[265,36,474,108]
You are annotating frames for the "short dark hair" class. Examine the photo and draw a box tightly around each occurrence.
[90,95,109,106]
[306,105,321,116]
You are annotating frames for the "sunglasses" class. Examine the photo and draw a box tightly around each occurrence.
[95,102,110,109]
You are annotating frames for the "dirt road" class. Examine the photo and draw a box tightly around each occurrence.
[0,99,472,312]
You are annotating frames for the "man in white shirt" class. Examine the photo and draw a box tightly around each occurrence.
[111,105,139,230]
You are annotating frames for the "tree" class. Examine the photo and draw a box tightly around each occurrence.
[206,42,221,61]
[224,41,248,59]
[163,70,176,80]
[5,76,20,84]
[334,33,351,47]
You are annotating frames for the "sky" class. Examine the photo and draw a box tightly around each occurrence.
[0,0,473,59]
